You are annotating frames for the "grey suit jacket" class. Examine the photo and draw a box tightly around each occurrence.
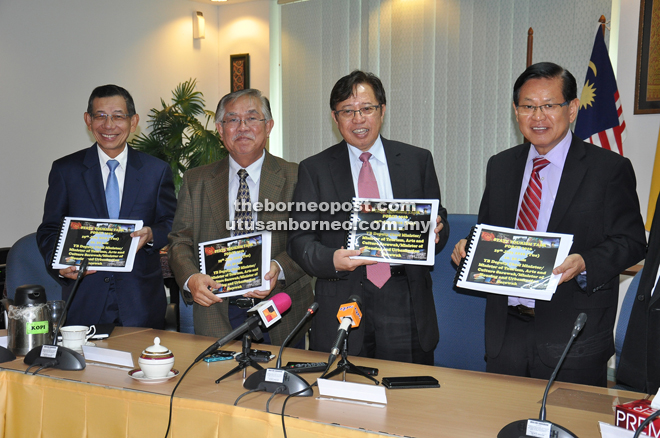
[168,151,314,346]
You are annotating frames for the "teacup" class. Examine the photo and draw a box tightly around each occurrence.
[60,325,96,350]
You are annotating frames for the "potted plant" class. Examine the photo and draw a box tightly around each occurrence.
[132,78,227,193]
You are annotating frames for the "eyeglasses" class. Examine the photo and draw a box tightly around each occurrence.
[516,101,569,116]
[91,113,131,123]
[221,117,267,128]
[334,105,382,120]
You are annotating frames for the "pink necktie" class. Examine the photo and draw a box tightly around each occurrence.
[516,157,550,231]
[358,152,390,288]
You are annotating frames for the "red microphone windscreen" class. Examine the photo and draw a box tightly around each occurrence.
[271,293,292,313]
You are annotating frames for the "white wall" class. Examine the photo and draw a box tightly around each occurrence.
[217,0,271,98]
[0,0,222,247]
[616,0,660,223]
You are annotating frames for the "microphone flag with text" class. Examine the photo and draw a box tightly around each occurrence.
[195,293,292,363]
[328,295,363,366]
[247,293,291,328]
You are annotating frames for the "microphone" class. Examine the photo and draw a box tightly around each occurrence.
[498,312,587,438]
[243,301,319,396]
[328,295,362,367]
[276,302,318,369]
[194,293,292,363]
[24,258,90,371]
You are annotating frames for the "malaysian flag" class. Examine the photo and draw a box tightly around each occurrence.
[575,27,626,155]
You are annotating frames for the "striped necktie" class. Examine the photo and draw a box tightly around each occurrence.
[516,157,550,231]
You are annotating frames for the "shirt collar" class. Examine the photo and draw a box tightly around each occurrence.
[527,130,572,168]
[347,135,385,164]
[97,144,128,169]
[228,150,266,184]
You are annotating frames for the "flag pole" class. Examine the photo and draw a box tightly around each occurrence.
[526,28,533,68]
[599,15,606,37]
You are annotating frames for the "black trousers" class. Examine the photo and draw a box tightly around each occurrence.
[357,271,434,365]
[486,306,607,387]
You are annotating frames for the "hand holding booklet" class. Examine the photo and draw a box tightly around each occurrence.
[51,217,143,272]
[198,231,272,298]
[346,198,439,266]
[454,224,574,300]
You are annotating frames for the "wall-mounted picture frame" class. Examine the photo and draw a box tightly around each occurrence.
[634,0,660,114]
[230,53,250,93]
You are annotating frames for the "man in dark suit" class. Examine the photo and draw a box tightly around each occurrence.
[617,193,660,393]
[287,71,450,365]
[168,89,314,347]
[37,85,177,329]
[452,62,646,386]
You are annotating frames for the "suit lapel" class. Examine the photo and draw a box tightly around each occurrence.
[547,136,587,231]
[82,144,108,217]
[329,141,356,201]
[505,146,529,226]
[382,138,406,198]
[258,152,285,220]
[205,159,231,239]
[119,146,144,218]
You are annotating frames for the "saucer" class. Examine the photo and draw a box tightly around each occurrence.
[57,341,95,353]
[128,368,179,383]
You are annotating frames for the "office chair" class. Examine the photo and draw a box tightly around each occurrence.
[431,214,487,372]
[5,233,62,301]
[614,267,644,370]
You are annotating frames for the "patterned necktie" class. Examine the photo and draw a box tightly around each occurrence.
[106,159,120,219]
[358,152,391,288]
[516,157,550,231]
[234,169,253,236]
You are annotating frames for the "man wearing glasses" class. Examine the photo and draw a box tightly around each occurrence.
[451,62,645,386]
[288,70,450,364]
[37,84,177,329]
[168,89,313,347]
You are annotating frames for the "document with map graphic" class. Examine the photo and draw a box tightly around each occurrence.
[454,224,574,300]
[52,217,143,272]
[198,231,272,298]
[346,198,439,266]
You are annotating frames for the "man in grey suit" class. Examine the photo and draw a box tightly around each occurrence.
[288,71,449,365]
[168,89,314,346]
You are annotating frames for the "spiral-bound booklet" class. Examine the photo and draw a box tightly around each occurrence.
[453,224,573,300]
[346,198,439,266]
[198,231,272,298]
[51,217,143,271]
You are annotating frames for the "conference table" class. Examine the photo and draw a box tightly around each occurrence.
[0,328,646,437]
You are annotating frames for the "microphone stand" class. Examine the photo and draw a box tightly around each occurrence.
[322,338,379,384]
[243,303,318,396]
[215,333,263,384]
[24,258,89,371]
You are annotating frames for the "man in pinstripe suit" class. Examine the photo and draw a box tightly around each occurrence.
[168,89,313,347]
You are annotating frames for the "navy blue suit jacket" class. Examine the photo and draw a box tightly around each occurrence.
[37,144,176,328]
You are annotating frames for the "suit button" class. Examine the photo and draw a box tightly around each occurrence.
[637,295,645,302]
[104,277,110,283]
